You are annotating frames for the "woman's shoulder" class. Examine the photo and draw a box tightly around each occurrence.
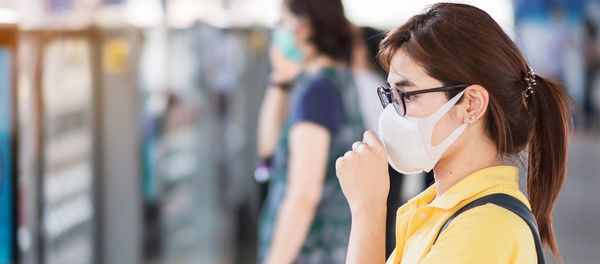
[451,188,534,242]
[304,74,337,92]
[428,203,537,263]
[292,73,343,111]
[453,202,533,234]
[301,69,341,90]
[288,70,345,134]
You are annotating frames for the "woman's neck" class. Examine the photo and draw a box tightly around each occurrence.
[433,133,500,198]
[303,53,339,74]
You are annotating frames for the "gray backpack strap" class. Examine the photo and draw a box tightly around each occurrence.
[433,193,545,264]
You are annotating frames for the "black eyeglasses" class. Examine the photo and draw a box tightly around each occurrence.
[377,84,469,116]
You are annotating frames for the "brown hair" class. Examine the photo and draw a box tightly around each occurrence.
[285,0,353,62]
[378,3,572,260]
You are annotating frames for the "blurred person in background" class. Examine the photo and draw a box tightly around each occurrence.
[350,25,404,258]
[256,0,364,263]
[351,26,386,132]
[336,3,573,263]
[584,16,600,128]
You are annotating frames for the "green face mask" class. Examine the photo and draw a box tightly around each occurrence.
[272,27,303,63]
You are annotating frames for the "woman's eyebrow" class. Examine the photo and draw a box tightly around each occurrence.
[394,80,415,87]
[386,80,414,88]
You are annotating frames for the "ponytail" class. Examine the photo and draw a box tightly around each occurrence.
[526,76,573,261]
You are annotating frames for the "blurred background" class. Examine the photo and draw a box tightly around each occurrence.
[0,0,597,264]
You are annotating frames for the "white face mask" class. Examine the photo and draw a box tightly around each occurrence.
[377,90,467,174]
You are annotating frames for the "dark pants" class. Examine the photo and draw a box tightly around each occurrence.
[386,166,404,258]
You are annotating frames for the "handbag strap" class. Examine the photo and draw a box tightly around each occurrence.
[433,193,545,264]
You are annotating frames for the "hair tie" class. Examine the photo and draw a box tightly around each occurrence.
[523,67,536,98]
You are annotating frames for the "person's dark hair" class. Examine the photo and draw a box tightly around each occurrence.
[360,26,387,77]
[285,0,353,62]
[378,3,573,261]
[584,17,597,40]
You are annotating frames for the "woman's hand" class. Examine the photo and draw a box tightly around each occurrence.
[335,130,390,213]
[270,45,300,84]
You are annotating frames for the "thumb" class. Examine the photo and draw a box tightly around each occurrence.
[362,130,384,148]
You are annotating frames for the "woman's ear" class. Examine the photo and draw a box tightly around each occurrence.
[461,85,489,124]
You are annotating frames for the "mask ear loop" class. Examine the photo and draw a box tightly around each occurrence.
[419,89,467,143]
[418,90,468,165]
[428,89,467,122]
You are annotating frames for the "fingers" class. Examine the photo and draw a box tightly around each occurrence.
[338,136,376,177]
[269,45,283,64]
[352,141,360,151]
[351,141,365,152]
[335,151,353,176]
[344,150,353,158]
[362,130,384,148]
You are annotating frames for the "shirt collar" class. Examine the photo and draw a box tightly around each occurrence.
[409,166,520,211]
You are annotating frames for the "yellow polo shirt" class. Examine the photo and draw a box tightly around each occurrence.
[386,166,537,264]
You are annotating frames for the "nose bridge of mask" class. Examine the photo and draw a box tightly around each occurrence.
[419,89,467,148]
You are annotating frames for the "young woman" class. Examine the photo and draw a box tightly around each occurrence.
[335,3,572,264]
[256,0,363,263]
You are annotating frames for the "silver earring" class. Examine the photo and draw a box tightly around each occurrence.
[468,114,478,124]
